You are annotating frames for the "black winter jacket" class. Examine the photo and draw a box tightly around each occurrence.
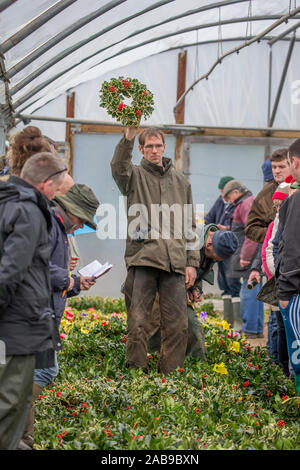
[0,176,53,356]
[276,191,300,300]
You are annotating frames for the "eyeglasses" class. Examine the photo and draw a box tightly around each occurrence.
[43,168,67,183]
[143,144,164,150]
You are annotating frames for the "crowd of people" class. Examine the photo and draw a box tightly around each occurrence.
[203,146,300,396]
[0,124,299,451]
[0,127,99,450]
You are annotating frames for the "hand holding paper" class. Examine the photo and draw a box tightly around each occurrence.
[78,260,113,280]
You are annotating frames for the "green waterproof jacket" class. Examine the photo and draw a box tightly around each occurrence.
[111,136,200,275]
[192,223,219,293]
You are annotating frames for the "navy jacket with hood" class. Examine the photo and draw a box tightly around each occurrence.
[204,195,235,227]
[49,204,80,327]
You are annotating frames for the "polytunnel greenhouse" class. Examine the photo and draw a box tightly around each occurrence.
[0,1,300,452]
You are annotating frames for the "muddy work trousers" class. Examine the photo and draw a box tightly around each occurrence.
[124,266,188,375]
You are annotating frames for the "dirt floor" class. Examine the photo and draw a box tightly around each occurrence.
[246,318,268,348]
[201,298,269,349]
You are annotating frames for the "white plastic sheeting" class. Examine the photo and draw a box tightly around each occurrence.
[1,0,300,136]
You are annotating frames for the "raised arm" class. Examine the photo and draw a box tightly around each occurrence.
[110,127,138,196]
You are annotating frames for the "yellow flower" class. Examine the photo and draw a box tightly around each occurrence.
[282,396,300,405]
[81,327,89,335]
[228,341,240,353]
[216,320,230,330]
[238,396,243,401]
[213,362,228,375]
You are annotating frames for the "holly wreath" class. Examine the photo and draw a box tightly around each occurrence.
[99,77,154,126]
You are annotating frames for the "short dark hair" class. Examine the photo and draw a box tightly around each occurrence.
[288,139,300,161]
[138,128,165,147]
[270,148,288,162]
[20,152,66,185]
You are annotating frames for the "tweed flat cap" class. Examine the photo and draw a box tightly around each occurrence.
[222,179,247,198]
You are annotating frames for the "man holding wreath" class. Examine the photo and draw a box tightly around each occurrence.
[111,126,200,375]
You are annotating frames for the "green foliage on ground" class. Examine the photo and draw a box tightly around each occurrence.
[35,297,300,450]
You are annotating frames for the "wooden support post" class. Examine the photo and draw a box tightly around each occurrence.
[174,51,187,172]
[65,92,75,175]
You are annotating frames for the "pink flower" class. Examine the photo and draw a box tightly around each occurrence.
[60,333,67,339]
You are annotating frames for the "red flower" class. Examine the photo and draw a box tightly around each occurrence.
[143,90,148,95]
[136,109,142,116]
[282,395,288,400]
[178,368,184,373]
[38,395,45,400]
[196,408,201,413]
[161,378,166,383]
[109,86,116,92]
[277,420,285,427]
[56,391,62,397]
[66,311,73,322]
[267,390,274,398]
[121,335,127,343]
[71,411,78,416]
[126,405,131,410]
[124,80,130,88]
[118,103,125,111]
[243,380,250,387]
